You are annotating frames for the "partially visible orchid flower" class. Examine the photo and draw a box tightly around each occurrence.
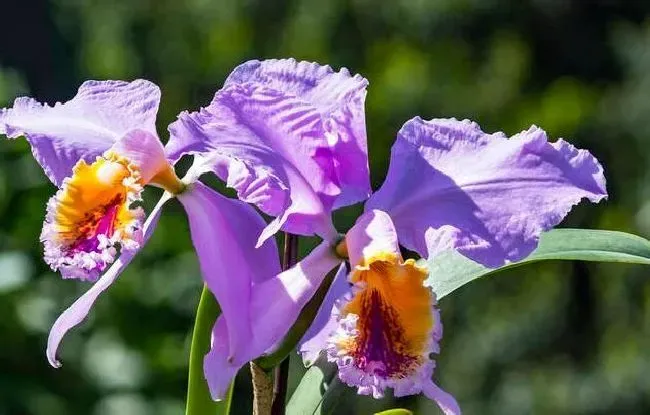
[175,65,607,414]
[0,80,281,371]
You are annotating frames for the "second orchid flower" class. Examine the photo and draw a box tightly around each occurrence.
[169,59,607,414]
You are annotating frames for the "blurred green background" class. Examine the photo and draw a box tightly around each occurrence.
[1,0,650,414]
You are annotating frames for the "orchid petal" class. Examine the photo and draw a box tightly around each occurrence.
[110,129,168,183]
[298,263,349,365]
[224,58,371,209]
[1,80,161,186]
[203,318,238,400]
[422,382,462,415]
[46,192,171,367]
[167,59,369,241]
[367,117,607,267]
[203,241,341,400]
[345,209,401,267]
[178,182,281,366]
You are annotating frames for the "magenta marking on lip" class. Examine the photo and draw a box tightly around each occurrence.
[350,290,419,379]
[67,201,121,256]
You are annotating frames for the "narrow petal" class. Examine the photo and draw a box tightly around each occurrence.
[203,241,341,400]
[177,182,281,365]
[422,382,462,415]
[167,59,370,241]
[298,263,350,365]
[203,318,238,400]
[46,192,171,367]
[1,80,161,186]
[367,117,607,267]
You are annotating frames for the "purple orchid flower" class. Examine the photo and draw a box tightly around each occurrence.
[0,80,282,373]
[172,59,606,414]
[304,118,607,413]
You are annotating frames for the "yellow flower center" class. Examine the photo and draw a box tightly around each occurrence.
[53,153,141,246]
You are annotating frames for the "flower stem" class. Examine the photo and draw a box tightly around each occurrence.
[186,285,232,415]
[250,362,274,415]
[270,233,299,415]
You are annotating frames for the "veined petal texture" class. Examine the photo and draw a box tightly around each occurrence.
[177,181,281,373]
[0,80,161,186]
[224,59,370,209]
[367,117,607,267]
[167,59,369,241]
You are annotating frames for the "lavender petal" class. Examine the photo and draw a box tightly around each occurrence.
[367,117,607,267]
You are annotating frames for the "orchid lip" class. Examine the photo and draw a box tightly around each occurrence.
[326,251,441,399]
[41,153,145,281]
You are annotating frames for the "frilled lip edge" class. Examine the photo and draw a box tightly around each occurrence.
[322,285,460,414]
[39,156,146,281]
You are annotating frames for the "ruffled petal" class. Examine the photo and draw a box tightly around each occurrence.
[167,59,369,242]
[224,59,370,209]
[326,211,459,406]
[326,250,446,401]
[1,80,161,186]
[203,241,341,400]
[46,192,171,367]
[177,182,281,365]
[298,263,350,365]
[367,117,607,267]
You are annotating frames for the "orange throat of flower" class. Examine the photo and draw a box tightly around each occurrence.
[41,153,145,281]
[327,251,440,397]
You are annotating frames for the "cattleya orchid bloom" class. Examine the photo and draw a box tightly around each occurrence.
[175,59,607,414]
[305,118,607,413]
[0,80,282,370]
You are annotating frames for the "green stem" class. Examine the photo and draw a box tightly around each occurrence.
[186,285,232,415]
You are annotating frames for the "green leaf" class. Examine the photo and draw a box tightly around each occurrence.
[286,363,337,415]
[186,285,233,415]
[427,229,650,299]
[374,410,414,415]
